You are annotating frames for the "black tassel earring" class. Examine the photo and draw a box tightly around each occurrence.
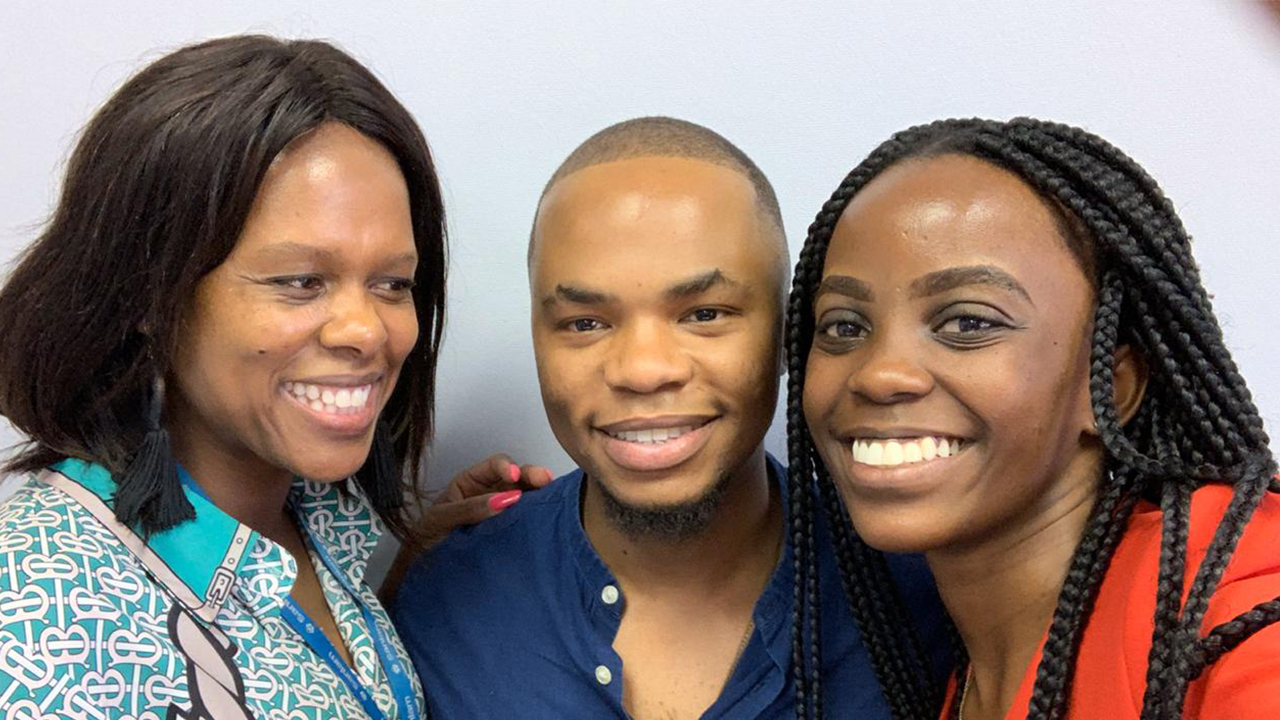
[355,420,403,514]
[113,376,195,534]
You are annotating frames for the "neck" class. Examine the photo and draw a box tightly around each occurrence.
[930,460,1101,717]
[168,429,297,543]
[583,448,781,595]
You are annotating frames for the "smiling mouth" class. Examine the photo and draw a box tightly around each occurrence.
[850,436,968,467]
[283,381,375,416]
[597,417,716,472]
[604,423,706,445]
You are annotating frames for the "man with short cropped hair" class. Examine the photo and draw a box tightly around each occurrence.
[391,117,944,720]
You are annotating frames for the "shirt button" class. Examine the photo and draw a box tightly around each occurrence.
[601,584,620,605]
[595,665,612,685]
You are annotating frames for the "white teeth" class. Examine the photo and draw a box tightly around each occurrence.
[287,383,374,416]
[866,442,884,466]
[850,436,967,467]
[609,425,696,444]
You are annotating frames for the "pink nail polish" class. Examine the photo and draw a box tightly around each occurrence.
[507,465,521,483]
[488,490,522,512]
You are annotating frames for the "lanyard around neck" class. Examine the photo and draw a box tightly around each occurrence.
[176,468,421,720]
[290,516,421,720]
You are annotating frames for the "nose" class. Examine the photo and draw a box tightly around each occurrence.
[846,329,934,404]
[602,318,694,394]
[319,286,388,357]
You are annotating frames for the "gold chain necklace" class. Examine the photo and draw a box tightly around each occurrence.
[727,618,756,676]
[958,665,973,720]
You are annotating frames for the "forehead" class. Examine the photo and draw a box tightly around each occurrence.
[826,154,1088,294]
[531,156,777,294]
[232,123,414,259]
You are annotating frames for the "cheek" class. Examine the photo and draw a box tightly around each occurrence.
[967,341,1092,459]
[384,307,421,367]
[801,355,845,434]
[699,322,778,392]
[534,349,586,428]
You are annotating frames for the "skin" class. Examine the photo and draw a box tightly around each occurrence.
[166,122,420,666]
[802,154,1144,719]
[530,155,786,720]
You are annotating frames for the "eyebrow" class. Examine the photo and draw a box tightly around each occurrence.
[250,242,335,263]
[908,265,1034,304]
[543,284,614,309]
[250,241,418,267]
[541,269,740,310]
[816,275,873,302]
[663,269,739,301]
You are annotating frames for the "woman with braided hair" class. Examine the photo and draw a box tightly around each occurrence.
[786,117,1279,720]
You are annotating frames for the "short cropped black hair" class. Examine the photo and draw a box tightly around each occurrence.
[530,116,786,266]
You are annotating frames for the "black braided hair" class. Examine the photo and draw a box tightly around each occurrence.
[784,117,1277,720]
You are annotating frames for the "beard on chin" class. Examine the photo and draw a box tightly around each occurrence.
[594,466,733,542]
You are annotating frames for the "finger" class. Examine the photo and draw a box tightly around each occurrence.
[419,489,523,539]
[516,465,556,489]
[450,454,521,499]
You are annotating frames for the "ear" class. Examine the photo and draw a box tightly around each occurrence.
[1112,344,1149,426]
[1082,343,1149,438]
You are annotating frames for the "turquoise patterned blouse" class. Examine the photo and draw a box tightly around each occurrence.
[0,459,426,719]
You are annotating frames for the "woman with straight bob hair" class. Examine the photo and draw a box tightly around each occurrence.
[0,35,444,718]
[784,118,1279,720]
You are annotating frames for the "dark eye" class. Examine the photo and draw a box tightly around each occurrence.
[374,277,416,301]
[570,318,604,332]
[819,320,866,340]
[689,308,720,322]
[379,278,416,293]
[938,315,999,335]
[270,276,325,293]
[935,313,1011,345]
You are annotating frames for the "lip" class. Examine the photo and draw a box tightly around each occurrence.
[839,425,972,442]
[281,377,382,437]
[287,372,383,386]
[597,414,715,433]
[596,416,717,473]
[834,432,977,497]
[841,443,976,497]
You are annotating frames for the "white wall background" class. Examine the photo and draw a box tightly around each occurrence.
[2,2,1277,542]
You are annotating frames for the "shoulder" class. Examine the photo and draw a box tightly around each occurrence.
[1090,485,1280,714]
[1181,488,1280,717]
[0,477,179,711]
[390,469,591,701]
[434,467,582,556]
[1109,485,1280,618]
[0,476,123,580]
[393,468,583,619]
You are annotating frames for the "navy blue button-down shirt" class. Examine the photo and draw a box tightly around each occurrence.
[393,456,946,719]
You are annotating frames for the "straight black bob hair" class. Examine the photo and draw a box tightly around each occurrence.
[0,34,447,539]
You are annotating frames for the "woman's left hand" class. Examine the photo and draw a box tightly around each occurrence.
[379,454,554,602]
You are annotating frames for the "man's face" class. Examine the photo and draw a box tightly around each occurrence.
[530,156,782,525]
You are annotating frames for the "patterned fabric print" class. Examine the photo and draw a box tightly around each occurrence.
[0,464,425,720]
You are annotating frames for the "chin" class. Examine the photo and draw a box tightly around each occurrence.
[601,479,713,509]
[288,452,369,484]
[839,495,955,555]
